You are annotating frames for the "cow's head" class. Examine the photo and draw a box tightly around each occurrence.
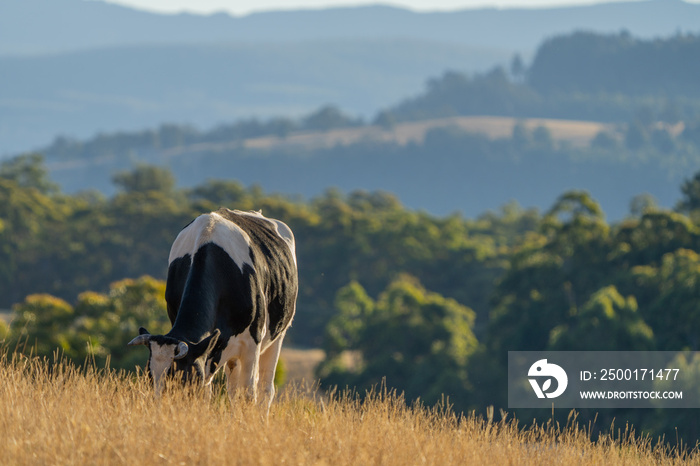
[127,327,220,393]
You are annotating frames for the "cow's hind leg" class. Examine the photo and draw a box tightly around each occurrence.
[258,334,285,413]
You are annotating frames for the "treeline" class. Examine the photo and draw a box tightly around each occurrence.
[529,31,700,98]
[385,31,700,124]
[4,153,700,444]
[41,112,700,222]
[0,153,529,344]
[386,66,700,125]
[316,188,700,445]
[46,105,362,162]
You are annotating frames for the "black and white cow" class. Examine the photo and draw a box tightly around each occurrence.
[128,208,297,411]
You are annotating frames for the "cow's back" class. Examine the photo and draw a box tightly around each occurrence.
[213,208,298,343]
[165,209,297,345]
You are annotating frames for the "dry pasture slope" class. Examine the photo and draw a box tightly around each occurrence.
[241,116,610,151]
[151,116,610,159]
[0,355,695,465]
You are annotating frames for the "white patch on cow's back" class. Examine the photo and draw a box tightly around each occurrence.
[168,214,209,263]
[227,209,297,265]
[200,212,253,270]
[168,212,253,271]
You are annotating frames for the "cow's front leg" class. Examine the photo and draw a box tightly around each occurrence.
[258,334,285,413]
[238,345,261,403]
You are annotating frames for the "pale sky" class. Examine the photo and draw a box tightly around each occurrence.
[96,0,693,16]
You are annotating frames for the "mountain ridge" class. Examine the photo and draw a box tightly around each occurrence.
[3,0,700,154]
[2,0,699,56]
[0,39,510,154]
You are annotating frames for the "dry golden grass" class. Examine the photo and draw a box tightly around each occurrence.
[0,354,696,465]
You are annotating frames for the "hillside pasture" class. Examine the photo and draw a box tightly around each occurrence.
[238,116,611,151]
[154,116,610,158]
[0,354,694,465]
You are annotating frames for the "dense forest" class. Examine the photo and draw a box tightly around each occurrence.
[3,152,700,445]
[529,30,700,98]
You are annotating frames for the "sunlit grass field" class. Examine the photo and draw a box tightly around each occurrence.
[0,354,696,465]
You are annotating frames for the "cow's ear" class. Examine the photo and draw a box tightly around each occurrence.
[190,330,221,359]
[139,327,150,335]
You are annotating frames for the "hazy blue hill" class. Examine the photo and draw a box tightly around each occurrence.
[0,0,235,55]
[3,0,700,154]
[529,30,700,97]
[3,0,699,56]
[0,39,509,154]
[383,31,700,126]
[42,124,690,221]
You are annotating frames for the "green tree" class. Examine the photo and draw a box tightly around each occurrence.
[112,164,176,194]
[549,285,654,350]
[612,211,699,269]
[73,276,171,369]
[5,276,171,370]
[188,179,249,207]
[676,170,700,213]
[0,153,58,194]
[8,294,79,357]
[488,191,610,356]
[322,281,374,359]
[319,276,478,410]
[0,166,64,306]
[628,249,700,350]
[629,193,658,217]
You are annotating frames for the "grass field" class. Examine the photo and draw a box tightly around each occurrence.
[1,354,695,465]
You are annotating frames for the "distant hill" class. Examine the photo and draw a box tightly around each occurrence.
[2,0,699,56]
[37,112,696,221]
[0,40,508,155]
[529,30,700,97]
[384,32,700,124]
[2,0,700,154]
[10,24,700,221]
